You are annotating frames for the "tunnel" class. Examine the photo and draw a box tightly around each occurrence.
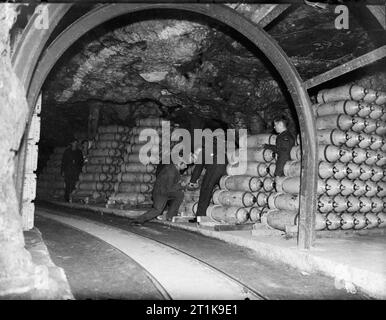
[1,2,386,300]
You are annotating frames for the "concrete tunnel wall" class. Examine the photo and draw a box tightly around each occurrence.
[1,3,318,296]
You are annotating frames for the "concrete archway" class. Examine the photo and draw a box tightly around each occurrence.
[14,3,318,248]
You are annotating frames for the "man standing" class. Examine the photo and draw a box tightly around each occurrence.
[264,115,295,177]
[61,139,84,202]
[131,160,188,224]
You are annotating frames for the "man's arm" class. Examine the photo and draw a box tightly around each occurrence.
[190,164,204,184]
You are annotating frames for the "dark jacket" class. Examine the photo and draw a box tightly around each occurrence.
[190,147,228,183]
[265,130,295,176]
[153,164,182,196]
[61,147,84,177]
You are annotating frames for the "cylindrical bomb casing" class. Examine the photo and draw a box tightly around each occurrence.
[368,104,384,120]
[275,176,300,194]
[315,100,365,117]
[375,120,386,136]
[332,195,349,213]
[352,148,368,164]
[316,85,386,104]
[316,114,354,131]
[358,197,372,213]
[345,131,361,148]
[325,213,342,230]
[226,162,260,176]
[256,162,270,177]
[368,135,384,151]
[124,153,159,164]
[79,173,115,182]
[219,175,263,192]
[377,212,386,228]
[206,205,249,224]
[370,198,384,213]
[121,163,156,173]
[318,145,340,162]
[340,178,356,196]
[376,182,386,197]
[347,195,362,213]
[351,117,366,132]
[82,165,120,174]
[357,133,373,149]
[127,143,160,154]
[249,207,262,223]
[96,133,124,141]
[340,213,356,230]
[130,126,164,135]
[115,182,153,193]
[94,141,125,149]
[333,162,348,180]
[89,148,122,157]
[266,163,276,177]
[267,193,299,211]
[365,150,380,166]
[371,166,384,182]
[290,146,302,161]
[359,164,373,181]
[317,129,346,146]
[321,178,342,196]
[365,213,380,229]
[346,163,361,180]
[338,147,354,163]
[265,209,298,232]
[263,177,275,192]
[318,195,334,213]
[283,161,301,177]
[254,192,270,207]
[212,190,256,207]
[117,172,155,183]
[362,119,377,134]
[245,148,275,162]
[353,213,367,230]
[241,134,277,148]
[318,161,334,179]
[375,152,386,167]
[352,179,367,197]
[88,157,121,165]
[109,192,147,205]
[98,125,130,134]
[364,181,378,197]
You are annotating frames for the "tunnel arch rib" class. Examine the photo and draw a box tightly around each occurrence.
[14,3,318,249]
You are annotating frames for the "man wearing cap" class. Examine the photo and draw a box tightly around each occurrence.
[131,159,188,224]
[61,139,84,202]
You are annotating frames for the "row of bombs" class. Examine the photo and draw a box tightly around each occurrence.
[316,114,386,135]
[265,210,386,232]
[97,119,166,134]
[266,191,385,214]
[316,84,386,105]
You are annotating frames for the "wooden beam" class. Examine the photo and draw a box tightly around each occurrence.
[367,5,386,30]
[256,4,291,28]
[304,45,386,89]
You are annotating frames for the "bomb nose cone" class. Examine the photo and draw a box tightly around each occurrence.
[370,104,376,111]
[346,167,352,174]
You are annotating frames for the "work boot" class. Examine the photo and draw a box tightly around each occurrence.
[188,218,197,223]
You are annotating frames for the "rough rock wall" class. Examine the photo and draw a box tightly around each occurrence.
[0,4,51,297]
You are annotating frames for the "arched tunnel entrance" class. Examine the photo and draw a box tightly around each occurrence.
[3,2,386,299]
[14,3,317,249]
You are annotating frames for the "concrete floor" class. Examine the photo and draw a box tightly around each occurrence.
[35,204,372,299]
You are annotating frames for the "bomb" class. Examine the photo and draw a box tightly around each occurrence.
[370,198,384,213]
[321,178,342,196]
[83,164,120,174]
[368,104,384,120]
[121,163,156,173]
[267,193,299,211]
[256,162,270,177]
[316,114,354,131]
[358,197,372,213]
[290,146,302,161]
[351,117,367,132]
[315,100,368,117]
[352,179,367,197]
[219,175,263,192]
[254,192,270,206]
[98,125,130,134]
[265,209,298,232]
[352,148,369,164]
[266,163,276,177]
[375,152,386,167]
[94,141,125,149]
[376,182,386,197]
[212,190,256,207]
[326,213,342,230]
[90,148,122,157]
[357,133,373,149]
[117,172,155,183]
[375,120,386,135]
[317,129,346,146]
[377,212,386,228]
[333,195,349,213]
[96,133,123,141]
[206,205,249,224]
[338,147,354,163]
[333,162,349,180]
[246,148,275,162]
[249,207,262,223]
[318,162,334,179]
[347,195,362,213]
[371,166,384,182]
[353,213,367,230]
[368,135,384,151]
[283,161,301,177]
[88,157,121,165]
[364,181,378,197]
[346,163,361,180]
[136,118,164,127]
[345,131,361,148]
[115,182,153,193]
[263,177,276,192]
[318,195,334,213]
[339,178,355,196]
[340,213,355,230]
[318,145,341,163]
[365,213,380,229]
[275,176,300,194]
[358,164,373,181]
[109,192,147,205]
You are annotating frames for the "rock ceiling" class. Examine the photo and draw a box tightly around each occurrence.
[41,4,385,145]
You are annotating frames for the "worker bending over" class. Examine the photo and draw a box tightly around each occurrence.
[131,160,188,224]
[264,115,295,177]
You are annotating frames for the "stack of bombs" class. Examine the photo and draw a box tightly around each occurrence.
[266,84,386,232]
[71,125,130,204]
[36,147,66,200]
[106,118,173,208]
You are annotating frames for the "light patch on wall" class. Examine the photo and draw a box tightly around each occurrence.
[140,71,169,82]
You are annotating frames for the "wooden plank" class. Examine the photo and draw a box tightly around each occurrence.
[304,45,386,89]
[286,227,386,239]
[213,224,254,232]
[256,4,291,28]
[367,5,386,30]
